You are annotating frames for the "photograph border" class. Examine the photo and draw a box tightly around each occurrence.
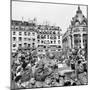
[10,0,88,89]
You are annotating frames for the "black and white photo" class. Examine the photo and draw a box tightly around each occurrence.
[11,0,88,89]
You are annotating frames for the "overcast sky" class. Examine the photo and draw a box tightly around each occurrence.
[12,1,87,34]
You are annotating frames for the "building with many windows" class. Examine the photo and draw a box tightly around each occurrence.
[11,20,37,52]
[11,19,62,53]
[62,6,88,49]
[37,25,62,53]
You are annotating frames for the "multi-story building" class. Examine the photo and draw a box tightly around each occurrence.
[11,20,37,52]
[62,6,88,49]
[37,25,62,54]
[62,28,71,49]
[11,20,62,53]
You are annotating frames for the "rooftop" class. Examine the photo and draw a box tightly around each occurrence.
[71,6,87,27]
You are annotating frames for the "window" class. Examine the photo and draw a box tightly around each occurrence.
[13,44,16,47]
[32,43,35,46]
[13,49,16,51]
[47,35,49,39]
[38,49,40,52]
[54,40,56,44]
[47,40,49,43]
[50,36,53,39]
[19,44,22,47]
[38,40,40,43]
[41,35,44,39]
[18,37,22,41]
[28,44,30,47]
[15,27,18,30]
[13,37,16,41]
[28,32,30,36]
[51,41,53,44]
[13,31,16,35]
[24,43,27,46]
[58,40,60,44]
[24,32,27,36]
[32,32,35,36]
[32,38,35,41]
[19,32,22,35]
[24,38,27,41]
[58,46,61,48]
[74,40,78,43]
[38,45,40,47]
[58,49,61,51]
[37,35,40,39]
[83,28,86,31]
[58,36,60,39]
[54,36,56,39]
[44,35,46,39]
[44,46,46,48]
[41,40,43,43]
[28,38,31,41]
[58,32,60,34]
[50,31,52,34]
[53,31,56,34]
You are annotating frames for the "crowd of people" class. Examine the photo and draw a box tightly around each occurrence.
[11,46,88,89]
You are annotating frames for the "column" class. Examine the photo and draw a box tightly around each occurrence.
[68,36,71,48]
[81,33,83,48]
[72,35,74,48]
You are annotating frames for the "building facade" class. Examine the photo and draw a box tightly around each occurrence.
[11,20,37,52]
[11,20,62,53]
[37,25,62,53]
[62,28,71,49]
[62,6,88,49]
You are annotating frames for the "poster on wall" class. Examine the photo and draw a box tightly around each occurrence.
[11,0,88,89]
